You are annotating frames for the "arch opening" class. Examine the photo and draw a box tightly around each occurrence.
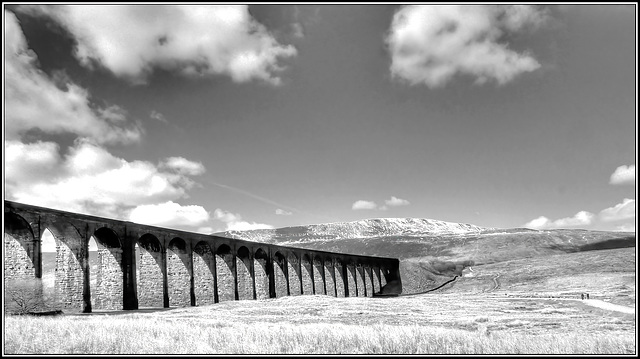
[136,234,163,308]
[312,256,325,295]
[301,254,313,295]
[286,253,301,296]
[92,227,124,310]
[236,246,253,300]
[273,251,288,298]
[167,237,190,307]
[253,248,269,300]
[193,241,215,306]
[215,244,234,302]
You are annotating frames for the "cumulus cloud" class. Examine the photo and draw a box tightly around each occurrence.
[4,10,143,144]
[5,140,206,221]
[17,5,297,85]
[276,208,293,216]
[385,196,411,207]
[213,209,274,231]
[525,211,595,229]
[599,198,635,222]
[129,201,210,228]
[352,200,378,210]
[150,110,168,124]
[525,199,636,231]
[160,157,206,176]
[609,165,635,185]
[386,5,546,88]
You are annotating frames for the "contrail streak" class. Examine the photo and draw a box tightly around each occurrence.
[202,179,332,222]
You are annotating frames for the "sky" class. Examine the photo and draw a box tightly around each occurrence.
[3,4,637,235]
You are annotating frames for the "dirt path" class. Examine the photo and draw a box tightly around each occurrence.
[582,299,635,314]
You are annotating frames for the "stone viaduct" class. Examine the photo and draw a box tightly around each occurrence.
[4,200,401,313]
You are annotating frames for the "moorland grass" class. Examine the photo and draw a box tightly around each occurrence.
[4,315,635,355]
[4,294,636,355]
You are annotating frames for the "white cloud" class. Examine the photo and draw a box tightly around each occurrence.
[5,140,205,220]
[18,5,297,85]
[524,216,551,229]
[553,211,595,228]
[160,157,206,176]
[352,200,378,210]
[525,211,594,229]
[150,110,168,124]
[4,10,143,144]
[129,201,210,228]
[598,198,635,222]
[276,208,293,216]
[609,165,635,185]
[385,196,411,207]
[525,199,636,231]
[213,209,273,231]
[386,5,545,88]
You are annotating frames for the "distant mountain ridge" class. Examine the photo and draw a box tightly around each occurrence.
[217,217,492,245]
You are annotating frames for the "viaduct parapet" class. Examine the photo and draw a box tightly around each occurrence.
[4,200,401,313]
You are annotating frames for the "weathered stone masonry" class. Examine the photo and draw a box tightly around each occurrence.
[4,200,401,313]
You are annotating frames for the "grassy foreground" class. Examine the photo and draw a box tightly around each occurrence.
[4,294,636,355]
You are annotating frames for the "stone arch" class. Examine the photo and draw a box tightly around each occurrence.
[236,246,253,300]
[380,267,388,288]
[193,241,215,306]
[324,258,337,297]
[253,248,270,300]
[92,227,123,310]
[4,212,37,280]
[44,221,86,312]
[301,254,313,295]
[364,266,374,297]
[136,234,164,308]
[356,265,366,297]
[335,259,346,298]
[167,237,190,307]
[215,244,234,302]
[39,229,57,309]
[312,256,325,295]
[286,252,301,296]
[372,267,381,295]
[346,263,357,297]
[273,251,288,298]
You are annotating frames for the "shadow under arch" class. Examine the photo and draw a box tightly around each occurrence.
[136,233,164,308]
[346,262,357,297]
[273,251,288,298]
[286,252,301,296]
[356,264,366,297]
[41,220,87,312]
[193,241,215,306]
[215,243,234,302]
[167,237,191,307]
[312,255,326,295]
[324,257,337,297]
[301,254,313,295]
[4,212,37,280]
[236,246,253,300]
[92,227,124,310]
[335,259,346,298]
[254,248,270,300]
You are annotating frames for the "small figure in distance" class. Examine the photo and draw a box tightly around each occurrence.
[586,293,590,300]
[581,293,584,300]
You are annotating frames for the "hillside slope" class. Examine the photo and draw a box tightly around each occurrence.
[217,218,636,296]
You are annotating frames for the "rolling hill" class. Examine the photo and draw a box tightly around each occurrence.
[216,218,636,298]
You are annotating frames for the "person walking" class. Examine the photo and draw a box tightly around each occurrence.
[581,293,584,300]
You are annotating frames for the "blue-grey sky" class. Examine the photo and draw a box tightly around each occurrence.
[4,4,636,234]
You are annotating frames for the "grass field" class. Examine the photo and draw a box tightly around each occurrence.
[4,293,636,354]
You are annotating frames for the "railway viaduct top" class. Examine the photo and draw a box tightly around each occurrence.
[4,200,401,313]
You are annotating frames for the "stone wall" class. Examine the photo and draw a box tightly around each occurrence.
[4,200,401,313]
